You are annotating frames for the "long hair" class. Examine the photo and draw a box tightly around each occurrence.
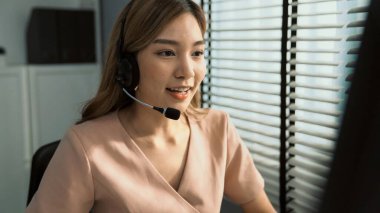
[78,0,206,124]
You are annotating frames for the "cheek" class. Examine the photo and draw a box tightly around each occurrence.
[137,51,165,86]
[139,60,170,87]
[195,63,206,84]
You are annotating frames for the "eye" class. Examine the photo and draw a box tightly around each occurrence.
[157,50,175,57]
[192,50,204,57]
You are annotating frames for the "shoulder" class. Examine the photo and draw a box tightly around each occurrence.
[63,111,123,149]
[73,112,117,134]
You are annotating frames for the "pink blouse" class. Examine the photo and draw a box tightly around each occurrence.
[26,109,264,212]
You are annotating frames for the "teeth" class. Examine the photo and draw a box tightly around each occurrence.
[167,87,190,92]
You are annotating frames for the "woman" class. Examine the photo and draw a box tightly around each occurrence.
[26,0,275,212]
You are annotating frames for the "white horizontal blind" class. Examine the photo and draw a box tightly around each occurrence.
[286,0,370,212]
[202,0,283,210]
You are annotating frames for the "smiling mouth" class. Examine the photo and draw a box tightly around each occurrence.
[166,87,191,93]
[166,87,192,100]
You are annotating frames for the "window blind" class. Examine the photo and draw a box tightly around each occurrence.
[286,0,370,212]
[201,0,370,212]
[201,0,283,210]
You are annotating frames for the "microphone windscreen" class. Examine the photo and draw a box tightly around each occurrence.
[165,108,181,120]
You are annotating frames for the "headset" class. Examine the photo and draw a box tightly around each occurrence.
[116,16,139,91]
[115,15,180,120]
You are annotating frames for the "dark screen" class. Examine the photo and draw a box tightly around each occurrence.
[319,0,380,212]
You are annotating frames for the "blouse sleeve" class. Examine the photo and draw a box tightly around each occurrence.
[26,128,94,213]
[223,114,265,204]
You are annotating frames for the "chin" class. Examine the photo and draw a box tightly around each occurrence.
[171,102,192,113]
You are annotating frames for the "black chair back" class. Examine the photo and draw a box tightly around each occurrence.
[27,140,60,205]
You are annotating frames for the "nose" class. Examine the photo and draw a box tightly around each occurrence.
[175,55,195,79]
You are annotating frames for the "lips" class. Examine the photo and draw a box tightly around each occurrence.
[166,86,192,100]
[166,87,191,92]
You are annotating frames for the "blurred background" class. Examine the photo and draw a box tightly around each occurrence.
[0,0,126,212]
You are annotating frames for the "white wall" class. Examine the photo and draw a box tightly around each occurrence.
[0,0,100,65]
[100,0,129,60]
[0,63,100,213]
[0,0,101,212]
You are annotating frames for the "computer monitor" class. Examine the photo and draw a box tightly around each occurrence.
[319,0,380,212]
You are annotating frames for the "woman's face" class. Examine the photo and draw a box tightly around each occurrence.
[136,12,205,113]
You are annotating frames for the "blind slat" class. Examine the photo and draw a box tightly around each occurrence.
[347,20,366,27]
[347,47,360,54]
[207,47,281,52]
[288,136,335,153]
[289,104,341,117]
[289,81,341,91]
[247,147,279,160]
[202,83,279,96]
[206,74,280,85]
[211,15,283,22]
[289,48,339,54]
[288,147,333,168]
[290,0,342,6]
[230,114,279,128]
[287,201,318,213]
[290,24,343,30]
[243,136,280,150]
[346,34,362,41]
[205,56,280,63]
[348,6,369,13]
[346,60,356,68]
[253,155,280,169]
[203,91,280,106]
[289,59,340,66]
[204,100,280,117]
[289,115,339,129]
[206,38,281,42]
[288,158,330,178]
[207,27,282,32]
[287,191,320,212]
[289,71,339,79]
[236,124,279,139]
[205,4,282,13]
[287,179,324,198]
[290,12,340,18]
[289,36,342,41]
[287,167,327,188]
[288,125,338,141]
[289,92,341,104]
[207,65,279,74]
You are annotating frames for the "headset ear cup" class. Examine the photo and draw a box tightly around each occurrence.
[117,54,139,89]
[119,59,133,87]
[126,55,140,89]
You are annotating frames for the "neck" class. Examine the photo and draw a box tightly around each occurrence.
[119,102,188,139]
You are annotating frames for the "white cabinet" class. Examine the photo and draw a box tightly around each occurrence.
[0,65,30,213]
[0,63,100,212]
[28,65,100,152]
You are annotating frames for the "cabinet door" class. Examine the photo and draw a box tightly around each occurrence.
[28,64,100,153]
[0,66,30,213]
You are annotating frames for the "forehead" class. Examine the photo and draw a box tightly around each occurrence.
[155,12,203,42]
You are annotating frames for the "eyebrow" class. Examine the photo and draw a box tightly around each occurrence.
[152,38,205,46]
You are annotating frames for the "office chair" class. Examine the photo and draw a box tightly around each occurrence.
[26,140,60,206]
